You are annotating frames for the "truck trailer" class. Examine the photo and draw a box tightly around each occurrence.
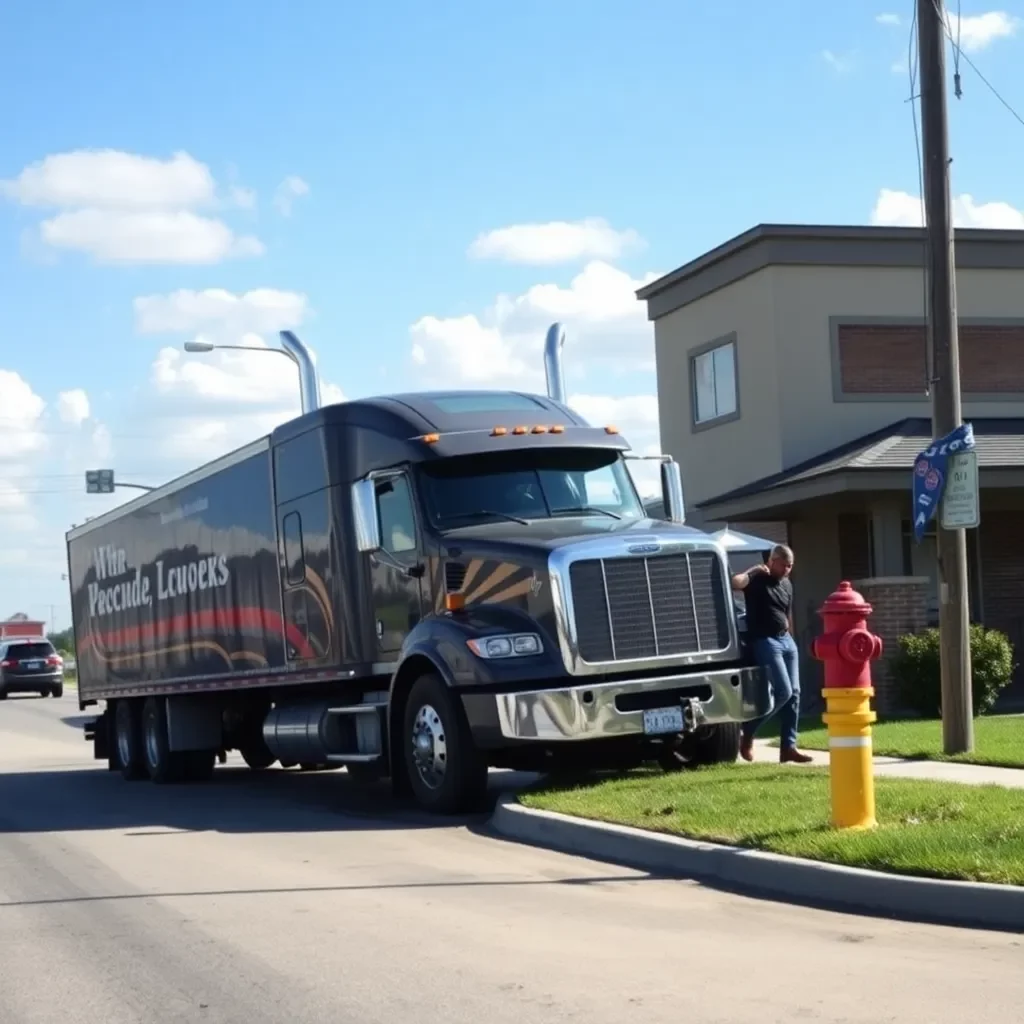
[67,325,769,814]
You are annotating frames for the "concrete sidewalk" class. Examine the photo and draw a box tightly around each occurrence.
[751,739,1024,788]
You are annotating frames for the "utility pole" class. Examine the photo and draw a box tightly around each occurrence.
[917,0,974,753]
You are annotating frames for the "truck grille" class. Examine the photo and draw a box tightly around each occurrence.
[568,551,731,663]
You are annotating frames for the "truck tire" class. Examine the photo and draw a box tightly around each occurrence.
[141,697,182,784]
[691,723,741,764]
[402,672,487,815]
[114,700,146,781]
[239,739,276,770]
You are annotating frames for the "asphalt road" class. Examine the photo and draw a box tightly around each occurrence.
[0,695,1021,1024]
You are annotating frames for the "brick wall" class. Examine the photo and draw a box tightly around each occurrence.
[851,577,930,716]
[837,322,1024,394]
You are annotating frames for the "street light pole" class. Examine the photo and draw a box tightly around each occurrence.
[183,330,321,414]
[917,0,974,753]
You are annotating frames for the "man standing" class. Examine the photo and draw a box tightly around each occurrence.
[731,544,813,764]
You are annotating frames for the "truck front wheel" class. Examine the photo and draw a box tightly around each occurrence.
[657,723,741,770]
[402,673,487,815]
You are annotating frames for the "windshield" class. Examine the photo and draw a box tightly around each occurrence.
[418,449,646,528]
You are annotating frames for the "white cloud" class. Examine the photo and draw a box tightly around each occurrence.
[134,288,308,336]
[226,184,257,209]
[870,187,1024,228]
[274,175,310,216]
[468,218,644,266]
[408,258,665,495]
[950,11,1020,52]
[0,370,47,463]
[39,209,264,265]
[876,12,901,26]
[134,288,342,464]
[0,149,214,209]
[57,389,90,426]
[1,149,265,266]
[410,260,661,387]
[821,50,855,74]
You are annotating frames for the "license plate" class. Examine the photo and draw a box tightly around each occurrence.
[642,706,684,735]
[24,661,41,670]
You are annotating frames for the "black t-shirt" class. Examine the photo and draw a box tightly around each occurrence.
[744,571,792,639]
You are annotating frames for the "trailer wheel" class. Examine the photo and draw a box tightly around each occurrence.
[403,672,487,815]
[141,697,182,784]
[114,700,146,781]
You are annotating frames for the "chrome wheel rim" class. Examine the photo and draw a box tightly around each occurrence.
[410,703,447,790]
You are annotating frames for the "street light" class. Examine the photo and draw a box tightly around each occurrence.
[183,330,321,414]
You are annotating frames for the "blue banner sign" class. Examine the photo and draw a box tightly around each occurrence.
[912,422,976,542]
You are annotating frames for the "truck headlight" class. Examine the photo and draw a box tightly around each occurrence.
[466,633,543,659]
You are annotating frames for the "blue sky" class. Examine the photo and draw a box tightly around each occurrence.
[2,0,1023,632]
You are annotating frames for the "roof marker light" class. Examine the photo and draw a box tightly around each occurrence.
[423,433,440,443]
[550,424,565,434]
[605,425,619,434]
[531,425,548,434]
[512,425,528,435]
[491,426,508,436]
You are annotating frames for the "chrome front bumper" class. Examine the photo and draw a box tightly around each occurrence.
[494,665,768,742]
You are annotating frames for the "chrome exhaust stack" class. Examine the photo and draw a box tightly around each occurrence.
[279,330,322,414]
[543,322,567,404]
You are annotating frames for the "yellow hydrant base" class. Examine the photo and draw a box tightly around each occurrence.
[822,687,877,830]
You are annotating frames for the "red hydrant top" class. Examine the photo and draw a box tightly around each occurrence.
[818,580,872,618]
[812,580,882,689]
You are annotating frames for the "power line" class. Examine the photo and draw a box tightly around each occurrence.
[932,0,1024,129]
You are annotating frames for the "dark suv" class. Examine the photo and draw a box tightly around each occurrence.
[0,639,64,699]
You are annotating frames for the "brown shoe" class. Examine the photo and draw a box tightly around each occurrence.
[779,746,814,764]
[739,734,754,762]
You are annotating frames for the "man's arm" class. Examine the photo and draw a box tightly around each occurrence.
[731,563,769,591]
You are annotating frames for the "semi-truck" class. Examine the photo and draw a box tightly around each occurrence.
[67,325,769,814]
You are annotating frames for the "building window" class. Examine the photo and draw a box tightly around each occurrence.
[282,511,306,586]
[691,339,738,426]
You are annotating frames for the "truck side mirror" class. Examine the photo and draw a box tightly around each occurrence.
[660,459,686,524]
[351,478,382,553]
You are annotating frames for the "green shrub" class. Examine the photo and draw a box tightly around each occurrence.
[892,625,1016,717]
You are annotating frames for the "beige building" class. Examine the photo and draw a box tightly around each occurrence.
[637,224,1024,710]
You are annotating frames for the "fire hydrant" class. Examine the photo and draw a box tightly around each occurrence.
[811,581,883,830]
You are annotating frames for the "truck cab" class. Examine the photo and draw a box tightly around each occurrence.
[308,388,770,811]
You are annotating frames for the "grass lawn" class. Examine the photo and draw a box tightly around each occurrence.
[520,764,1024,886]
[762,714,1024,769]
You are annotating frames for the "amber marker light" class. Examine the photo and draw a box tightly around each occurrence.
[604,425,619,434]
[550,424,565,433]
[422,433,441,443]
[445,593,465,612]
[531,425,548,433]
[512,425,528,434]
[491,426,508,436]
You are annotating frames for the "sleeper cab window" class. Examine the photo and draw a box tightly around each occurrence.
[691,337,738,427]
[282,511,306,585]
[375,476,418,555]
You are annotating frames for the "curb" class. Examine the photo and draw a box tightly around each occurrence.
[489,796,1024,933]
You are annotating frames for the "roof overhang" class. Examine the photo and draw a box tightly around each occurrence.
[698,466,1024,521]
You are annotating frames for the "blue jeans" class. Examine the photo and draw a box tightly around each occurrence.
[742,633,801,749]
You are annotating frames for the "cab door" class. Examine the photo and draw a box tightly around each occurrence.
[370,472,425,658]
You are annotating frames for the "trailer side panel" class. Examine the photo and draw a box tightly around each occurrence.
[69,448,292,700]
